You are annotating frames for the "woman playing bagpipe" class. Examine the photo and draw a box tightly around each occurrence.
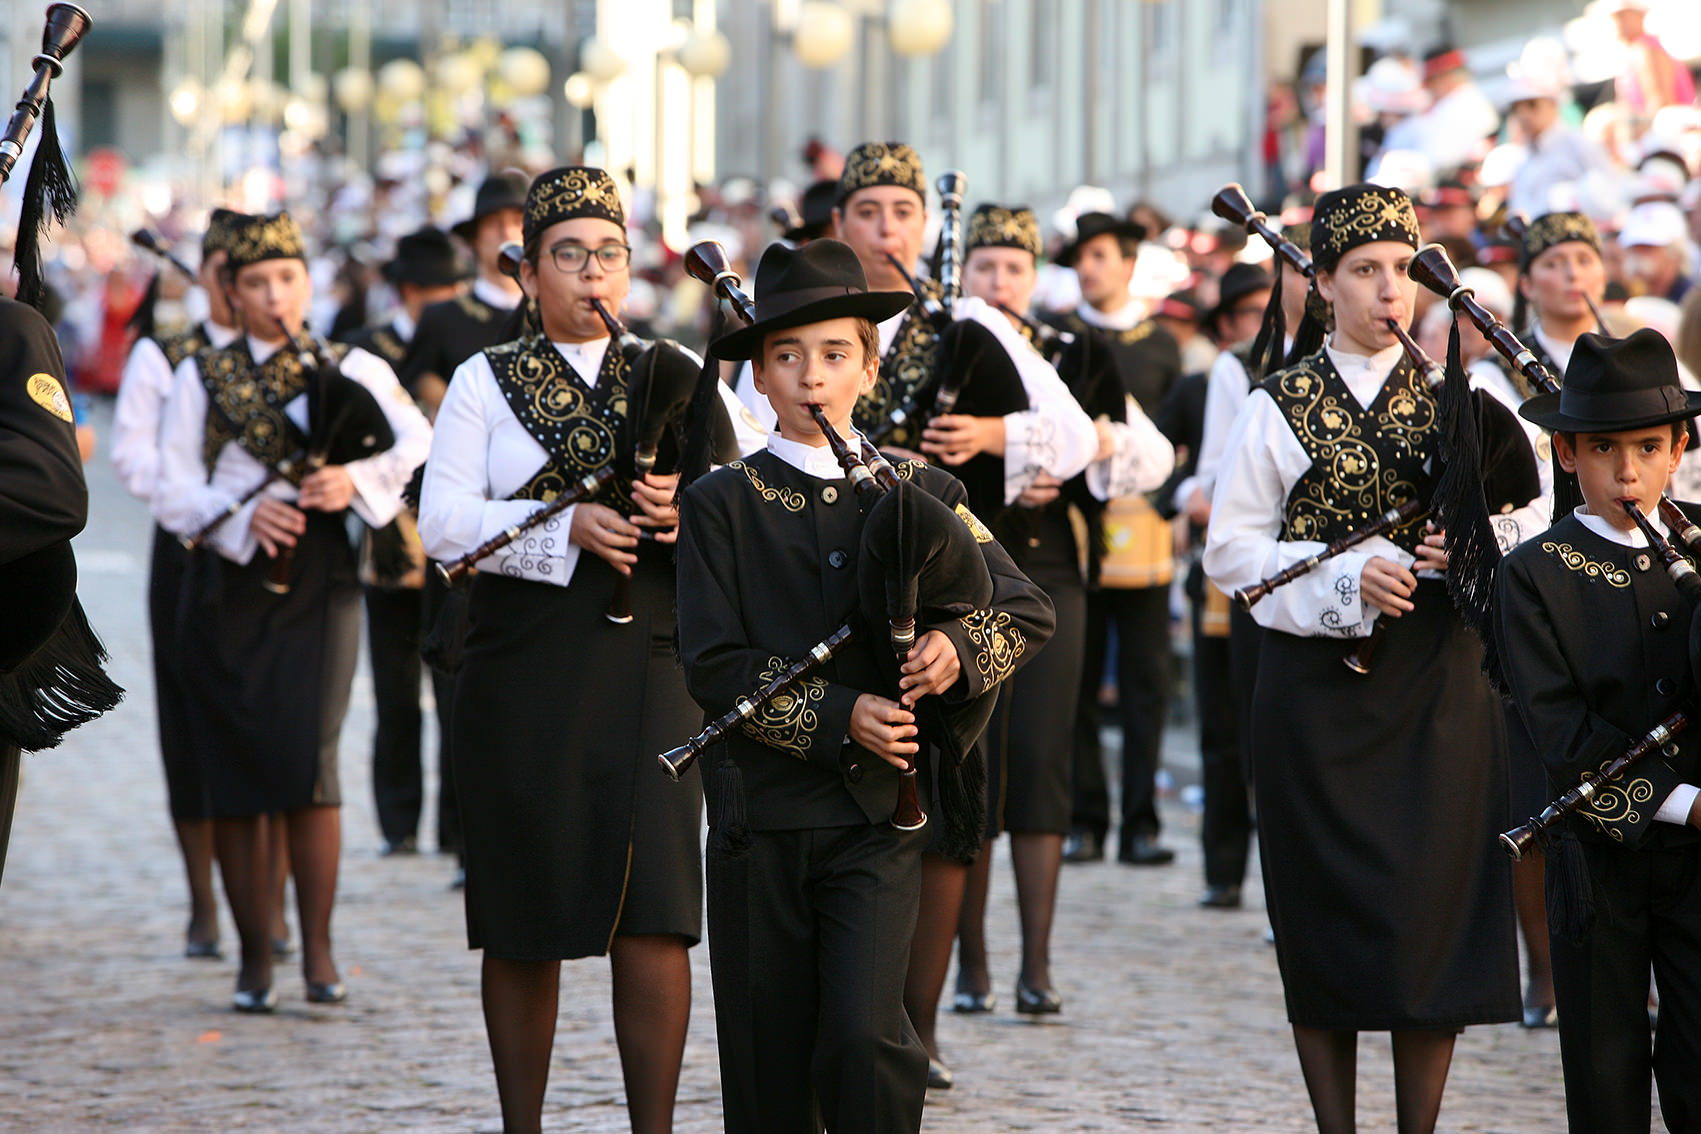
[938,204,1174,1071]
[1202,185,1538,1134]
[417,166,730,1134]
[152,211,431,1011]
[673,236,1053,1132]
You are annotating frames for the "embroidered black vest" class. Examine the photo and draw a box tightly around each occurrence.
[197,339,348,482]
[1265,349,1436,553]
[364,324,408,371]
[854,278,945,451]
[485,335,639,515]
[157,322,209,371]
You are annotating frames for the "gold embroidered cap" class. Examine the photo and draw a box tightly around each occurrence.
[1519,211,1601,273]
[523,165,626,246]
[224,212,307,273]
[837,142,926,205]
[202,207,248,259]
[965,204,1043,259]
[1309,184,1421,269]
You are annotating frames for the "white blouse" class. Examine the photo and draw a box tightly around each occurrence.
[153,336,433,564]
[111,321,240,503]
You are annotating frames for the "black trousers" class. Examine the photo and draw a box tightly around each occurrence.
[1551,840,1701,1133]
[1193,604,1250,890]
[708,823,928,1134]
[0,741,18,888]
[1071,585,1172,846]
[364,585,459,850]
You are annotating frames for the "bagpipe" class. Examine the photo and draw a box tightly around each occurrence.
[1212,183,1540,676]
[863,171,1029,450]
[184,318,395,591]
[665,242,1001,852]
[435,242,730,592]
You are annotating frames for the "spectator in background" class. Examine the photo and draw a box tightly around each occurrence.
[1409,47,1501,176]
[1620,200,1696,303]
[1506,75,1616,219]
[1608,0,1696,129]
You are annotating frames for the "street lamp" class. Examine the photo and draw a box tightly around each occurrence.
[792,2,854,69]
[887,0,953,58]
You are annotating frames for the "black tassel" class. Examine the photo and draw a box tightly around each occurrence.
[401,461,427,512]
[494,298,537,345]
[1283,281,1328,369]
[707,758,750,858]
[675,307,729,503]
[1433,319,1503,685]
[1249,256,1286,381]
[1545,829,1597,944]
[127,272,160,342]
[0,600,123,752]
[13,98,79,312]
[930,708,987,863]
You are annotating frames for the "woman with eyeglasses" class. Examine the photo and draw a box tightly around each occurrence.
[419,167,706,1134]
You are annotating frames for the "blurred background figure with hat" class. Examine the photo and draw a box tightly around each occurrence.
[1607,0,1696,128]
[772,179,838,246]
[1505,64,1616,220]
[334,224,466,864]
[1620,200,1696,303]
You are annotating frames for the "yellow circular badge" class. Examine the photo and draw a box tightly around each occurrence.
[26,373,73,422]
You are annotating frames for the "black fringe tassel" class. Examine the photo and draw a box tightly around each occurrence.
[0,600,123,753]
[707,759,750,858]
[13,99,79,312]
[1545,830,1598,944]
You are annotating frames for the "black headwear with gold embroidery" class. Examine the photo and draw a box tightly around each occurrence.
[1518,211,1601,274]
[224,212,307,274]
[836,142,926,206]
[522,165,626,248]
[202,207,247,260]
[1309,183,1421,271]
[965,204,1043,259]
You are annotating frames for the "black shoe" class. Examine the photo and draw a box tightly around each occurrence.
[306,980,347,1004]
[951,989,997,1013]
[232,986,277,1014]
[1118,834,1175,866]
[1199,884,1242,909]
[1521,1004,1557,1028]
[1062,829,1105,863]
[381,836,418,856]
[1014,978,1062,1015]
[185,938,223,960]
[450,865,466,890]
[927,1057,954,1090]
[271,936,296,959]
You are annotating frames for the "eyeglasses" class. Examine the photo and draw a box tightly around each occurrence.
[548,242,632,274]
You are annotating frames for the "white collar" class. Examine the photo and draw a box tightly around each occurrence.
[473,275,520,311]
[1533,322,1576,374]
[552,336,610,384]
[247,335,284,364]
[1574,505,1652,548]
[1325,338,1405,378]
[768,431,853,480]
[207,320,241,349]
[1077,294,1146,332]
[392,310,417,343]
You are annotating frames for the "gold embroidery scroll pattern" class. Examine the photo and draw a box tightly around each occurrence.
[739,655,827,758]
[1573,762,1655,842]
[858,280,943,450]
[729,461,806,512]
[1316,187,1420,262]
[489,338,631,506]
[1541,542,1631,588]
[160,327,209,371]
[966,206,1041,257]
[199,346,311,479]
[958,609,1027,687]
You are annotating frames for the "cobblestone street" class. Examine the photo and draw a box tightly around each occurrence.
[0,405,1578,1132]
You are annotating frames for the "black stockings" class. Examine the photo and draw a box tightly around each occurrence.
[1291,1026,1457,1134]
[903,852,967,1059]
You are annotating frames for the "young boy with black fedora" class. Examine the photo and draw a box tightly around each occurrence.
[675,237,1053,1133]
[1496,327,1701,1133]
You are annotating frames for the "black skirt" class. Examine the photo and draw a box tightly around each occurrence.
[452,544,703,961]
[148,525,208,821]
[175,512,360,818]
[1253,580,1520,1031]
[984,510,1083,837]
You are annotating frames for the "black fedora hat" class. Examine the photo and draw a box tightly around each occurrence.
[1206,262,1272,330]
[1521,328,1701,432]
[382,226,467,288]
[451,171,531,242]
[784,179,839,243]
[710,239,914,361]
[1056,211,1147,268]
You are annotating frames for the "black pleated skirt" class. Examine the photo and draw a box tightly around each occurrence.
[148,525,208,820]
[175,513,360,818]
[452,545,703,961]
[1253,580,1520,1031]
[984,513,1083,837]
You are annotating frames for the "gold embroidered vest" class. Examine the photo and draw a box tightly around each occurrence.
[1268,349,1435,553]
[854,278,944,451]
[197,339,348,481]
[485,335,637,514]
[158,323,210,371]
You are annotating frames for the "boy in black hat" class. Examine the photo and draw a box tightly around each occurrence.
[1496,328,1701,1133]
[399,170,529,415]
[675,237,1054,1133]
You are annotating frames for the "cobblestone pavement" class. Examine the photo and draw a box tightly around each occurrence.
[0,405,1586,1132]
